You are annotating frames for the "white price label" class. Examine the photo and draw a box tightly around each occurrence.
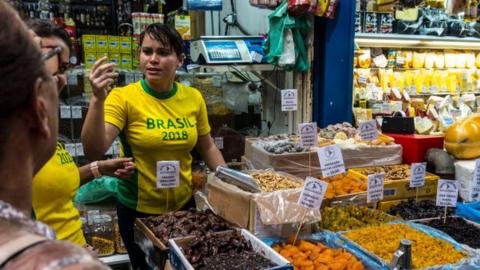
[473,159,480,188]
[367,173,385,203]
[298,122,318,147]
[156,161,180,189]
[298,177,328,210]
[60,105,71,119]
[436,179,458,207]
[71,106,82,119]
[75,143,84,156]
[403,90,410,101]
[214,137,224,149]
[391,87,402,99]
[281,89,298,112]
[317,145,345,178]
[358,77,367,84]
[65,143,77,157]
[358,120,378,141]
[410,163,426,188]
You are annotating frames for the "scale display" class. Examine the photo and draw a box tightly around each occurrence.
[190,36,265,64]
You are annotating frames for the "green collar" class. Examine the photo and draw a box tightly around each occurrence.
[141,80,177,99]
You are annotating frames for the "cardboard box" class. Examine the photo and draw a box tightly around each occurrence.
[244,139,402,178]
[108,35,120,52]
[96,52,108,61]
[84,52,97,69]
[207,175,319,235]
[108,53,120,66]
[120,54,132,70]
[82,35,96,52]
[96,35,108,52]
[120,36,132,53]
[168,229,292,270]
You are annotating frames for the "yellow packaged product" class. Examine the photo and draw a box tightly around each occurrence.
[435,52,445,68]
[404,70,414,92]
[412,51,426,68]
[456,52,467,68]
[395,72,406,92]
[359,49,371,68]
[444,50,457,68]
[423,70,433,93]
[413,71,424,93]
[424,51,435,69]
[402,50,413,68]
[475,53,480,68]
[446,72,458,93]
[379,69,390,90]
[465,51,476,68]
[343,223,467,269]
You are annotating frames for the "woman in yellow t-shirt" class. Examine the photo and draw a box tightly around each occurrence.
[29,19,135,246]
[81,23,226,268]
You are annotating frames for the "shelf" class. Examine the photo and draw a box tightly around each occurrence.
[98,254,130,265]
[186,64,280,73]
[355,33,480,50]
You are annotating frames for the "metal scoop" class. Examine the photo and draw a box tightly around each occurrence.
[215,166,261,193]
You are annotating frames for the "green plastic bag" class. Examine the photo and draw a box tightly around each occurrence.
[74,176,119,204]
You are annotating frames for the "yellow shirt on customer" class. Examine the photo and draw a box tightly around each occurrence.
[104,80,211,214]
[32,142,86,246]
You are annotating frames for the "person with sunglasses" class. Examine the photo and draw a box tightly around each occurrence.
[28,19,136,247]
[0,2,108,269]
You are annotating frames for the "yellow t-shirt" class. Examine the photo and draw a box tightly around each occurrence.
[32,142,86,246]
[105,80,211,214]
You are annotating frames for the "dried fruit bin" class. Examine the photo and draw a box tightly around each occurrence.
[338,222,478,269]
[168,229,292,270]
[348,165,440,200]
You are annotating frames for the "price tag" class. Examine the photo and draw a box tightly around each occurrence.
[298,122,318,147]
[358,77,367,84]
[67,72,78,86]
[65,143,77,157]
[358,120,378,141]
[75,143,84,156]
[60,105,71,119]
[367,173,385,203]
[391,87,402,99]
[214,137,224,149]
[317,145,345,178]
[281,89,298,112]
[156,161,180,189]
[71,106,82,119]
[125,72,135,84]
[436,179,458,207]
[403,90,410,102]
[473,159,480,187]
[298,177,329,210]
[410,162,426,188]
[373,54,388,68]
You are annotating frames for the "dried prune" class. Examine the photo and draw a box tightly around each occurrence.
[388,199,455,220]
[421,217,480,249]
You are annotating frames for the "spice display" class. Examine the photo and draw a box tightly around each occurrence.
[142,209,231,245]
[321,174,367,199]
[344,224,467,268]
[262,140,307,154]
[319,206,396,231]
[249,171,303,192]
[273,240,365,270]
[184,231,275,270]
[92,236,115,257]
[388,199,455,220]
[421,217,480,249]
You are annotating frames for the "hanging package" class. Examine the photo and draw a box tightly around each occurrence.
[187,0,222,11]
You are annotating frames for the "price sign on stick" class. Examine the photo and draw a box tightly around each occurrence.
[281,89,298,112]
[367,173,385,203]
[358,120,378,141]
[410,163,426,188]
[436,179,458,207]
[298,122,318,148]
[156,161,180,189]
[317,145,345,178]
[298,177,329,210]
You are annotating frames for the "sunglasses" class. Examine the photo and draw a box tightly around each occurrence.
[41,46,70,75]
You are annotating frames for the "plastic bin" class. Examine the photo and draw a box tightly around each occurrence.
[384,133,444,164]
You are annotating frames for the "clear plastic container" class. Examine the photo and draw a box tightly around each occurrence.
[91,214,115,256]
[114,216,127,254]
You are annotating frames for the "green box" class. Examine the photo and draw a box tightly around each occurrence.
[82,35,96,52]
[108,36,120,52]
[109,53,121,66]
[84,52,97,69]
[96,35,108,52]
[120,36,132,54]
[121,54,132,70]
[96,52,108,62]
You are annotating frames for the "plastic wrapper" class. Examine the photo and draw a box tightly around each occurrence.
[74,177,119,204]
[394,19,422,35]
[456,202,480,224]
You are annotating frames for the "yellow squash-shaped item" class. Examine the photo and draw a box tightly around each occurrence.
[445,114,480,159]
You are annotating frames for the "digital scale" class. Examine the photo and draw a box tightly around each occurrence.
[190,36,266,64]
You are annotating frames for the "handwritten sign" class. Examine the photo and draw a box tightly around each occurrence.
[298,177,329,209]
[317,145,345,178]
[436,179,458,207]
[410,163,426,188]
[156,161,180,189]
[298,122,318,147]
[281,89,298,112]
[367,173,385,203]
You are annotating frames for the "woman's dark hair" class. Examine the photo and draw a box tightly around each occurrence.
[26,19,72,52]
[0,2,47,160]
[139,23,184,56]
